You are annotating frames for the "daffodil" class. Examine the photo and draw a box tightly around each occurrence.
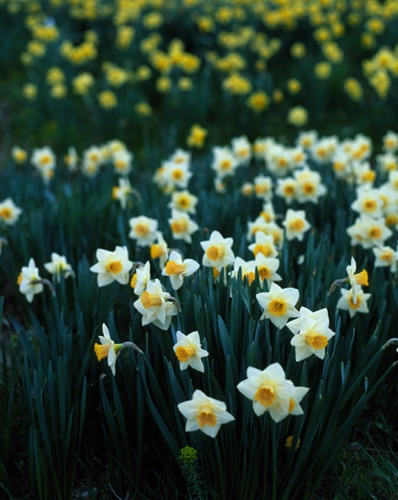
[90,246,133,287]
[44,252,74,282]
[128,215,158,246]
[130,261,151,296]
[0,198,22,226]
[282,209,311,241]
[248,232,278,258]
[254,253,282,287]
[168,190,198,214]
[173,331,209,372]
[336,288,371,318]
[373,245,398,272]
[19,258,44,303]
[94,323,142,376]
[94,324,123,376]
[162,250,200,290]
[133,278,179,330]
[237,363,309,422]
[345,257,369,304]
[168,209,199,244]
[149,232,169,269]
[256,283,300,328]
[286,307,336,361]
[201,230,235,271]
[177,390,235,438]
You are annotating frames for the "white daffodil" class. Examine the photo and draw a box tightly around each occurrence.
[128,215,158,246]
[162,250,200,290]
[177,389,235,438]
[90,246,133,287]
[336,288,371,318]
[130,261,151,296]
[112,178,133,209]
[0,198,22,226]
[345,257,369,304]
[286,307,336,362]
[149,232,169,269]
[229,257,256,286]
[94,324,123,376]
[201,230,235,271]
[373,245,398,273]
[168,209,199,244]
[282,209,311,241]
[44,252,73,282]
[237,362,309,422]
[248,232,278,258]
[256,283,300,329]
[168,190,198,214]
[133,278,178,330]
[173,331,209,372]
[254,253,282,287]
[18,258,44,303]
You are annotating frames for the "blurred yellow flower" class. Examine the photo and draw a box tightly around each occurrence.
[287,107,308,127]
[98,90,118,109]
[247,91,269,113]
[187,124,208,148]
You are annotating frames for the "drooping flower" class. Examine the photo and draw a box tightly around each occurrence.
[90,246,133,287]
[254,253,282,287]
[94,324,123,376]
[237,363,309,422]
[173,331,209,372]
[286,307,336,361]
[19,258,44,303]
[44,252,73,281]
[112,178,134,209]
[162,250,200,290]
[256,283,300,328]
[133,278,179,330]
[149,232,169,269]
[130,261,151,296]
[201,230,235,271]
[345,256,369,304]
[177,390,235,438]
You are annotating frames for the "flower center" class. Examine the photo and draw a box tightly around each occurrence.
[268,299,287,316]
[380,250,393,261]
[106,260,123,274]
[175,345,196,362]
[196,407,217,427]
[305,331,328,349]
[206,245,225,260]
[369,227,382,238]
[130,273,137,289]
[364,199,377,211]
[258,266,271,281]
[220,159,232,170]
[135,223,149,236]
[289,218,305,231]
[94,343,110,361]
[177,196,189,208]
[302,183,315,194]
[254,384,276,407]
[349,295,362,309]
[0,207,12,219]
[171,220,188,233]
[253,243,273,257]
[172,169,183,180]
[165,260,185,275]
[141,291,163,308]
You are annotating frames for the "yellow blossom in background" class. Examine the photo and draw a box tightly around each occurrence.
[287,107,308,127]
[178,77,193,91]
[290,42,306,58]
[344,78,363,101]
[22,83,38,100]
[12,146,28,164]
[187,124,208,148]
[46,67,64,85]
[116,25,135,50]
[314,61,332,79]
[134,102,152,117]
[287,79,301,94]
[73,73,95,96]
[247,91,269,113]
[156,76,172,93]
[135,65,152,81]
[222,73,252,95]
[50,83,67,99]
[98,90,118,109]
[273,89,284,102]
